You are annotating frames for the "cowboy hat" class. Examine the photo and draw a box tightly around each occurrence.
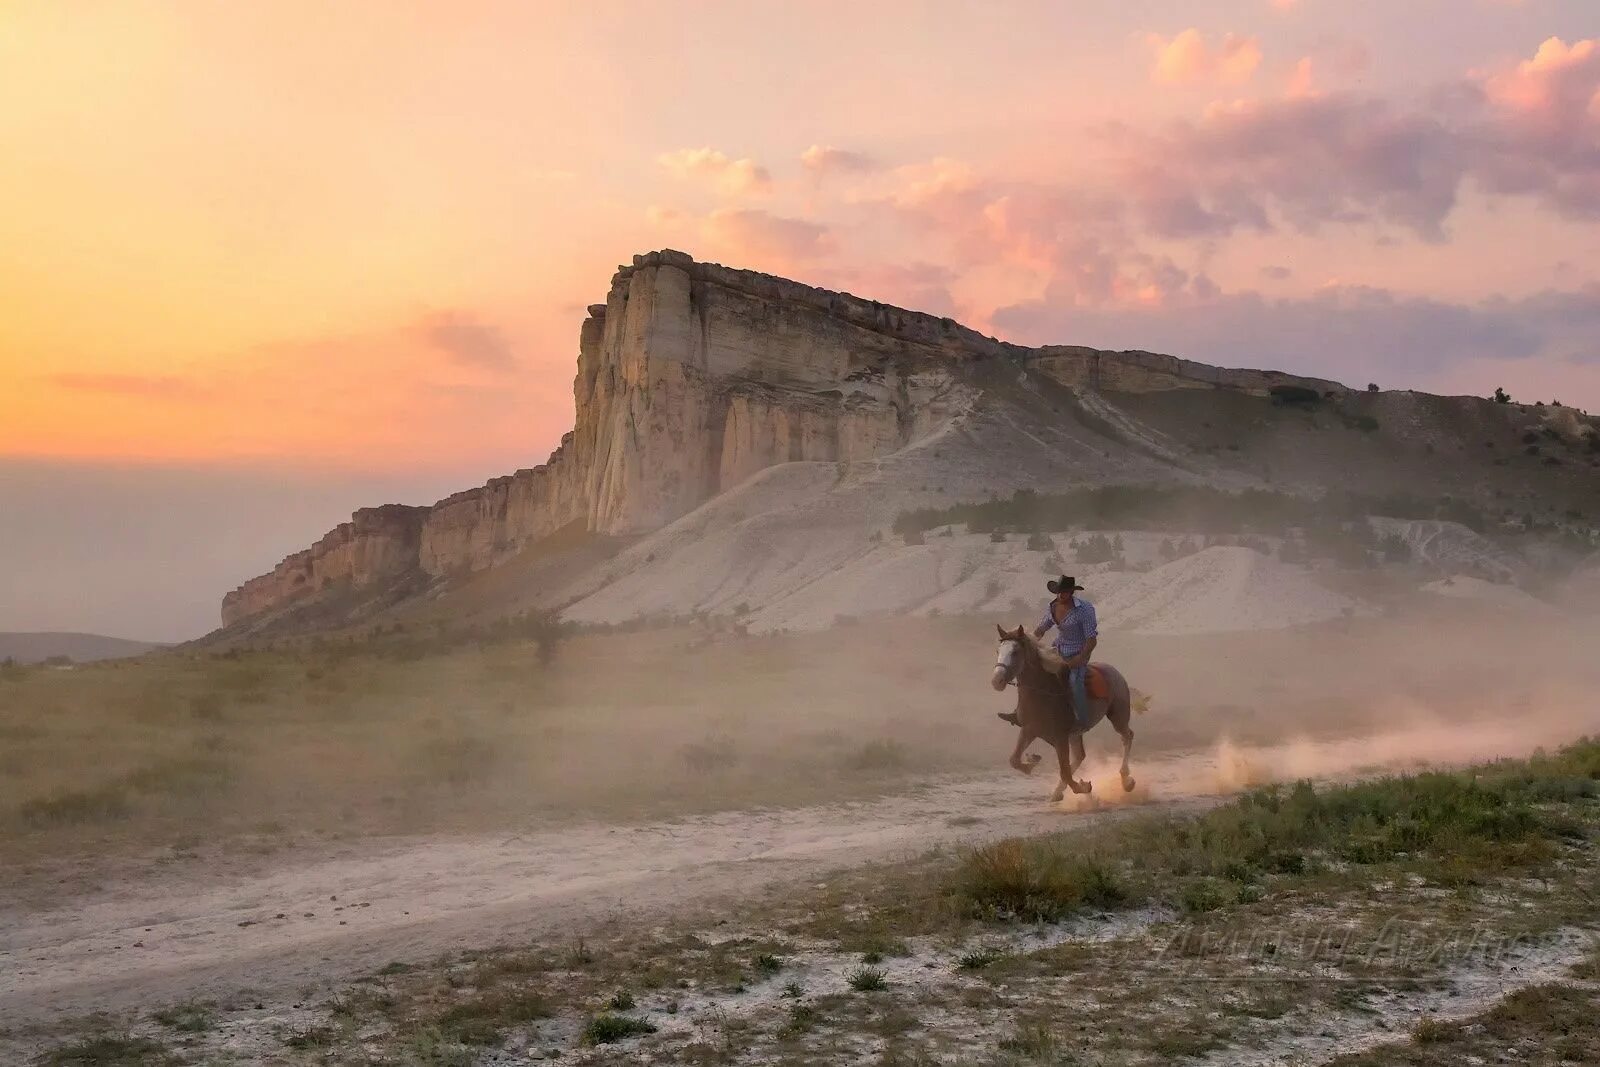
[1047,575,1085,594]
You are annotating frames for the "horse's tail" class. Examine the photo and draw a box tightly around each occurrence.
[1098,664,1148,717]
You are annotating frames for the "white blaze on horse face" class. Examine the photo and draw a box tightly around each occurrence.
[992,639,1017,691]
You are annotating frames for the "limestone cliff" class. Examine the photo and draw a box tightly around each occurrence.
[220,250,1344,627]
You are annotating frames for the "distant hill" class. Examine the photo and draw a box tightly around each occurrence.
[0,632,165,664]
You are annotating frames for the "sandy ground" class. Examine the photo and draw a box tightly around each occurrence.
[5,709,1591,1033]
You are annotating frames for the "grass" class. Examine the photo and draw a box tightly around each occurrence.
[1323,984,1600,1065]
[847,966,889,991]
[282,1024,336,1049]
[1,618,1024,873]
[150,1001,214,1033]
[38,1034,179,1066]
[581,1012,657,1045]
[432,987,550,1046]
[949,741,1599,924]
[956,947,1003,970]
[754,952,783,975]
[951,840,1127,921]
[998,1022,1059,1057]
[784,1002,819,1034]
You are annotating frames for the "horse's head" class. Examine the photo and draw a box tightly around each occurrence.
[992,624,1028,691]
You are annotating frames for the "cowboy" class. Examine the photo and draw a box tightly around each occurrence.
[1035,575,1097,727]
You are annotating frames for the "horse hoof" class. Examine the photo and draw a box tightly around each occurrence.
[1070,780,1093,795]
[1050,789,1065,803]
[1121,776,1137,793]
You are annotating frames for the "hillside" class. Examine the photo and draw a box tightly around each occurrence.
[0,632,163,664]
[212,251,1600,640]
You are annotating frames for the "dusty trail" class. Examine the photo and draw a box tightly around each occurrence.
[0,715,1584,1028]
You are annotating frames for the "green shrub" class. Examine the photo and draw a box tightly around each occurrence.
[952,840,1127,921]
[847,966,889,991]
[582,1013,657,1045]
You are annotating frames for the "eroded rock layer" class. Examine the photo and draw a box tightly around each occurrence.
[220,250,1341,626]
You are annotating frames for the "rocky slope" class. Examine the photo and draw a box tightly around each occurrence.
[217,251,1600,636]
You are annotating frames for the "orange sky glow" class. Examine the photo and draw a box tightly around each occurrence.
[5,0,1600,477]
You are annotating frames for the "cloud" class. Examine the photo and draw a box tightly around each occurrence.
[1287,56,1316,97]
[992,283,1600,382]
[1473,37,1600,219]
[874,36,1600,315]
[48,373,206,399]
[415,310,517,372]
[703,208,834,263]
[800,144,877,177]
[657,147,772,196]
[1148,29,1263,86]
[1260,265,1293,280]
[1120,93,1468,240]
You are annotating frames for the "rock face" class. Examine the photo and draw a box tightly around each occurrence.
[220,250,1346,628]
[221,504,427,625]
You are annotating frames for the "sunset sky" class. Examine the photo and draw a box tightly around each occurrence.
[4,1,1599,639]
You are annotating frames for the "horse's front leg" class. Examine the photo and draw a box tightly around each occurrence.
[1009,730,1042,775]
[1054,734,1092,800]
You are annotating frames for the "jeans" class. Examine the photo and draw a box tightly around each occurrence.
[1067,665,1088,728]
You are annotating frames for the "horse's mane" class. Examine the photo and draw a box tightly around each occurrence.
[1013,633,1067,678]
[1034,640,1068,677]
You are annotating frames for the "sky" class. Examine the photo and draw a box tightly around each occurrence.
[3,1,1599,640]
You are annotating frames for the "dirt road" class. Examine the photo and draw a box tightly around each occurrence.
[1,714,1585,1029]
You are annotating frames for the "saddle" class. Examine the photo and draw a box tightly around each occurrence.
[1042,659,1111,701]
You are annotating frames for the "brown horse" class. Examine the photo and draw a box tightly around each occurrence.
[990,624,1136,802]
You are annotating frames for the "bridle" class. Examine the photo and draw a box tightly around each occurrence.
[995,635,1066,695]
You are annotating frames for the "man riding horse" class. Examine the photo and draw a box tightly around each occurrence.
[1036,574,1096,727]
[994,574,1096,729]
[990,574,1136,799]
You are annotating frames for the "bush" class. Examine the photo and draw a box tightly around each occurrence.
[1026,530,1053,551]
[956,948,1003,970]
[582,1013,657,1045]
[1074,533,1119,565]
[847,966,888,991]
[892,485,1490,542]
[1270,384,1322,406]
[952,839,1127,921]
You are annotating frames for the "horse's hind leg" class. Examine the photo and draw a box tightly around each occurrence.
[1112,704,1136,792]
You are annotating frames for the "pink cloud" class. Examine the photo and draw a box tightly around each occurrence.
[1473,37,1600,218]
[657,147,772,196]
[800,144,876,178]
[702,208,834,265]
[1148,28,1263,87]
[1287,56,1316,98]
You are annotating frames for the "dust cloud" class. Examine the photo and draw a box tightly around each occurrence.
[3,599,1596,885]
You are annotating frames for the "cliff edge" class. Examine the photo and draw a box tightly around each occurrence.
[221,249,1353,629]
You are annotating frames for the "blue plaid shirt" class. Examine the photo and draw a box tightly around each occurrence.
[1038,597,1098,659]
